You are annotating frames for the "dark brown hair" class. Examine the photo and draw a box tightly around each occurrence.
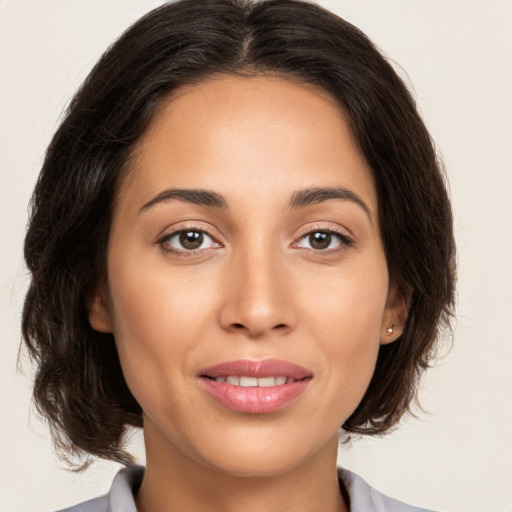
[22,0,456,467]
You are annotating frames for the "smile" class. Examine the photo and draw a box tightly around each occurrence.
[199,359,312,414]
[210,376,297,386]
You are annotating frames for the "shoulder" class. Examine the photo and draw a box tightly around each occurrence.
[338,467,437,512]
[56,496,109,512]
[55,465,144,512]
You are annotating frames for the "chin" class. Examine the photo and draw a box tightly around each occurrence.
[206,453,305,479]
[194,428,329,479]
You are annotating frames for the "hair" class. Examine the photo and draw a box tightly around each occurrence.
[22,0,456,467]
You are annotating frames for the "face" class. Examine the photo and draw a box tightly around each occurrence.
[89,76,403,478]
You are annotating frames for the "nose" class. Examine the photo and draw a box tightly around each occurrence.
[218,247,297,339]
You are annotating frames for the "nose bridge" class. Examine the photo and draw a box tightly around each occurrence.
[219,234,296,337]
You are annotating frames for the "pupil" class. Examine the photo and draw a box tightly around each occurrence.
[310,232,330,250]
[180,231,203,249]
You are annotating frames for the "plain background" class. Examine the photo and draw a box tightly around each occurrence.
[1,1,511,511]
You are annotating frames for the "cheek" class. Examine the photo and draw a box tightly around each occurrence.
[108,252,216,340]
[304,258,388,341]
[301,261,388,408]
[105,260,218,406]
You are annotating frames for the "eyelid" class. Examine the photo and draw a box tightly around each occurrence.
[295,222,353,239]
[156,223,223,255]
[292,223,355,251]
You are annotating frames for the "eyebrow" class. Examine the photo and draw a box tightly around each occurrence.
[288,187,371,218]
[140,188,228,212]
[139,186,370,218]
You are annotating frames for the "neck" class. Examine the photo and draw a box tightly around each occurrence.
[135,422,347,512]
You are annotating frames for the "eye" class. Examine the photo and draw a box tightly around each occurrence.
[159,229,219,252]
[296,230,353,251]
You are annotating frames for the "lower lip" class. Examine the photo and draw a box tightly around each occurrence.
[200,378,311,414]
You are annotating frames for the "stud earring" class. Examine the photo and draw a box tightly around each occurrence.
[386,323,394,335]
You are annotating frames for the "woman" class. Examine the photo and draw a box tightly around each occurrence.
[22,0,455,511]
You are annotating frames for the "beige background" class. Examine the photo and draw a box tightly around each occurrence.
[1,0,511,511]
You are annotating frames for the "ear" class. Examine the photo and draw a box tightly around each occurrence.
[380,282,408,345]
[87,283,113,333]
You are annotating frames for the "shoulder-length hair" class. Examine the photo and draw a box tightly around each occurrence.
[22,0,455,467]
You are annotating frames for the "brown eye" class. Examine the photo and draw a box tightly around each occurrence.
[161,229,218,252]
[179,231,203,250]
[296,230,353,251]
[308,232,331,250]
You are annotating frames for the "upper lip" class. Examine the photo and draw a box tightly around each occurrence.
[199,359,312,380]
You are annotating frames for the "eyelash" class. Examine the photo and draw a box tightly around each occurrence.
[156,225,220,258]
[156,225,354,258]
[294,226,354,252]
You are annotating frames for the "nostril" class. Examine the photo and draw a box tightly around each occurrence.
[233,323,245,329]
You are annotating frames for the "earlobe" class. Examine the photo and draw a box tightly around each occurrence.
[381,322,400,344]
[87,285,113,333]
[380,284,408,345]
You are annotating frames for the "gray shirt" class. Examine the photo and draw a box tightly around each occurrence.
[57,465,436,512]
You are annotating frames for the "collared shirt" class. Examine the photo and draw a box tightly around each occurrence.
[57,465,435,512]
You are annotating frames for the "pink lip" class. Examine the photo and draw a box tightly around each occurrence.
[198,359,312,414]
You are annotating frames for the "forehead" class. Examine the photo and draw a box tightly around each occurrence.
[120,75,377,215]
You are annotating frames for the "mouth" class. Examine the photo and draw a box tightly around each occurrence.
[204,375,301,387]
[198,359,312,414]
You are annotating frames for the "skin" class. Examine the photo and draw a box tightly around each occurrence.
[89,75,406,512]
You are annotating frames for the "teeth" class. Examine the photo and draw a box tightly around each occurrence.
[214,376,295,387]
[259,377,279,387]
[240,376,258,387]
